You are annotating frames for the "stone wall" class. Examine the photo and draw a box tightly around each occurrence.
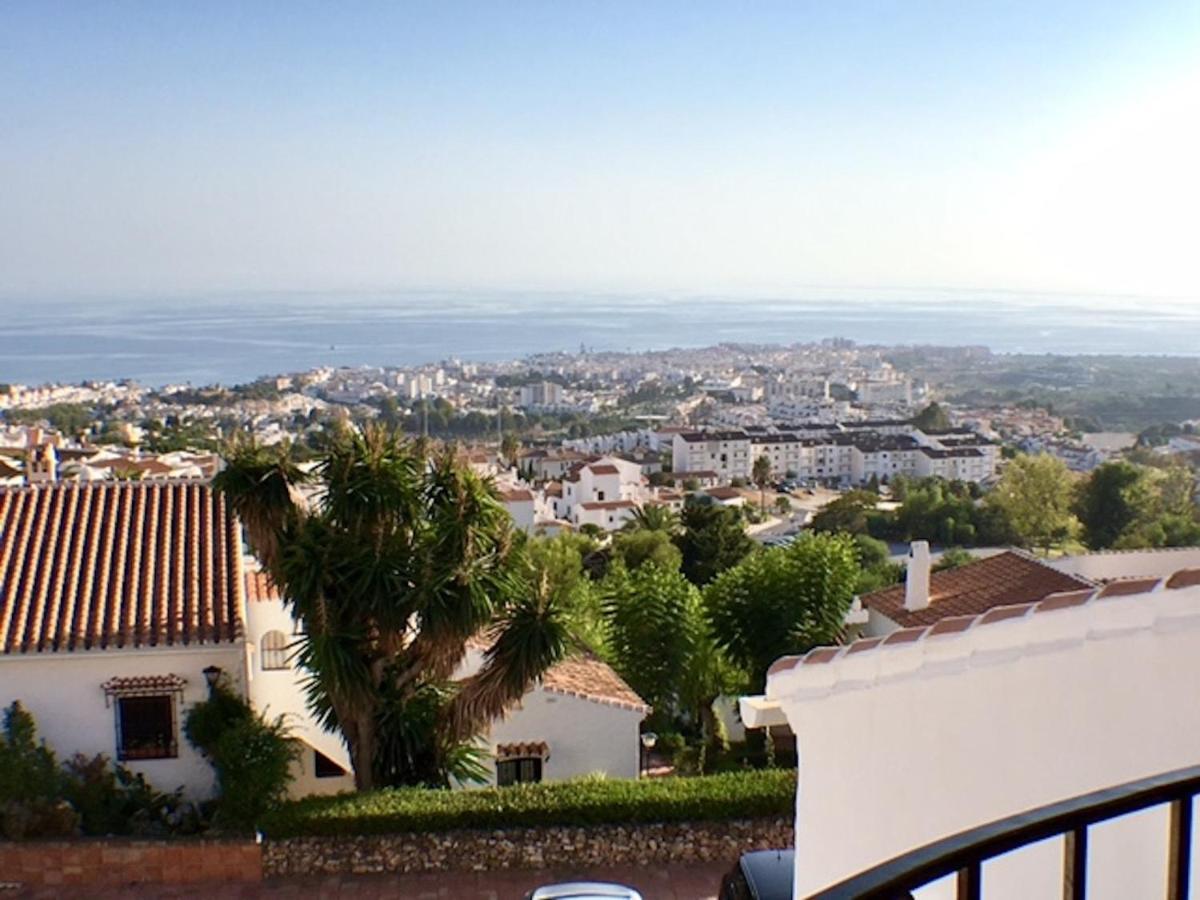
[263,816,792,877]
[0,838,261,890]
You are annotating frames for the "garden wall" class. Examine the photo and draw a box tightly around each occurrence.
[0,838,262,890]
[263,816,793,876]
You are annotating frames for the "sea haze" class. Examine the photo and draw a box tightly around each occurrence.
[2,291,1199,387]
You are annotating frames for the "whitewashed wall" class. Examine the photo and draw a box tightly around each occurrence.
[766,583,1200,899]
[0,644,246,800]
[244,596,355,796]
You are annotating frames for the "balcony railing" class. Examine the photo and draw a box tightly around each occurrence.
[806,764,1200,900]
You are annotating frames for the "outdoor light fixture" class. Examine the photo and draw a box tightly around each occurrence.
[639,731,658,777]
[202,665,222,690]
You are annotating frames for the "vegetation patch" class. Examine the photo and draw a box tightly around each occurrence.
[261,769,796,838]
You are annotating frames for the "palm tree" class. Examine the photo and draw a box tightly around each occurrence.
[215,426,569,790]
[624,503,681,535]
[752,454,773,514]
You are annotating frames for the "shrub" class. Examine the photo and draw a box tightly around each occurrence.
[260,769,795,838]
[0,701,77,839]
[185,684,298,832]
[60,753,195,837]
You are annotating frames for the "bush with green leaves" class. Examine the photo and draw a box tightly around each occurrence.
[184,684,298,832]
[0,701,190,840]
[0,701,76,839]
[260,769,796,837]
[705,532,860,688]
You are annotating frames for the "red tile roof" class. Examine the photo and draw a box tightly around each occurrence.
[498,488,534,502]
[579,500,636,510]
[0,481,245,653]
[244,569,281,603]
[541,650,650,713]
[587,464,620,475]
[861,550,1094,628]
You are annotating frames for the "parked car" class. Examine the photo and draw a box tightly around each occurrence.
[526,883,644,900]
[719,849,794,900]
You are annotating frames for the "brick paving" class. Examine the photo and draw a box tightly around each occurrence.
[13,862,730,900]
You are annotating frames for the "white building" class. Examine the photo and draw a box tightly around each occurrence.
[672,423,998,488]
[559,456,650,531]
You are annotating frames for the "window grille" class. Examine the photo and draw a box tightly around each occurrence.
[116,694,177,760]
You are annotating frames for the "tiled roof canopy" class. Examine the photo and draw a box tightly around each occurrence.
[0,481,244,653]
[861,550,1094,628]
[541,650,650,713]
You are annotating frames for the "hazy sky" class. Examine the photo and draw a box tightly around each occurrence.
[2,1,1198,302]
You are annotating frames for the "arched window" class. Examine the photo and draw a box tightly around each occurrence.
[261,630,289,670]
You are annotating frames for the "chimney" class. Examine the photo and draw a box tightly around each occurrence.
[905,541,931,611]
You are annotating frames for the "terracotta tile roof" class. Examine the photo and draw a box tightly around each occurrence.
[498,488,534,502]
[0,481,244,653]
[862,550,1094,628]
[0,461,20,479]
[587,464,620,475]
[465,632,650,713]
[244,568,281,603]
[541,649,651,713]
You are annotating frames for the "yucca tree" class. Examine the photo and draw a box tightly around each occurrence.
[215,426,569,790]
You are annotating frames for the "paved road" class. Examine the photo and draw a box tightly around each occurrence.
[17,862,731,900]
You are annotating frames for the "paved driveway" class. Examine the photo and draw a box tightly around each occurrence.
[17,862,730,900]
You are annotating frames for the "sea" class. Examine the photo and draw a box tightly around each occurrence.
[2,289,1199,387]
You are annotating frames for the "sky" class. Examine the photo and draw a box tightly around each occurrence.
[2,1,1199,304]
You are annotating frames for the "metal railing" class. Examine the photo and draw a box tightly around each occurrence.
[806,764,1200,900]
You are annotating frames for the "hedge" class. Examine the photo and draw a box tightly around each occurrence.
[261,769,796,838]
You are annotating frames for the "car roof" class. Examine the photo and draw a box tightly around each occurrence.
[741,849,795,899]
[528,882,643,900]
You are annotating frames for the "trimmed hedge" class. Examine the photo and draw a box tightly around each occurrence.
[261,770,796,838]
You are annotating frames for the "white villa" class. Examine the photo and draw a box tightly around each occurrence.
[0,480,648,801]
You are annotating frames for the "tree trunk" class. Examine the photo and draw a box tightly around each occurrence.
[349,712,377,791]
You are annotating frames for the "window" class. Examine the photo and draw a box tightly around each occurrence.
[261,630,289,670]
[314,750,347,779]
[497,756,543,786]
[116,695,177,760]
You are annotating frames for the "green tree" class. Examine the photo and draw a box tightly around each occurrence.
[675,500,755,586]
[624,503,681,535]
[810,490,878,536]
[612,528,682,572]
[601,562,705,722]
[752,454,773,513]
[1075,461,1157,549]
[985,453,1077,552]
[214,426,569,790]
[526,533,606,651]
[500,431,520,468]
[913,402,952,432]
[705,532,861,689]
